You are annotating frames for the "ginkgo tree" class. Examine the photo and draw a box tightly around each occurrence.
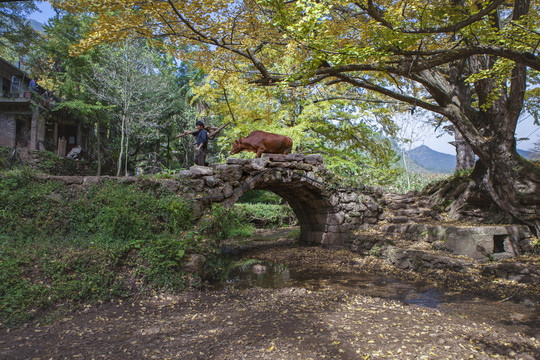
[193,70,400,185]
[52,0,540,233]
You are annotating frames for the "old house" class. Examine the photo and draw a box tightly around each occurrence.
[0,57,89,156]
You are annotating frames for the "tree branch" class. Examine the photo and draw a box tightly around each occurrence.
[332,74,447,116]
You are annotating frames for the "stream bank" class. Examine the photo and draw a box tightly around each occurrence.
[2,241,538,360]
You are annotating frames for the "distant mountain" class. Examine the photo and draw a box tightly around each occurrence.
[405,145,537,173]
[406,145,455,173]
[517,148,535,160]
[28,19,44,32]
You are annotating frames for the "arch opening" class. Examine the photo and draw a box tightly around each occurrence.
[219,165,349,246]
[252,181,335,245]
[234,189,298,229]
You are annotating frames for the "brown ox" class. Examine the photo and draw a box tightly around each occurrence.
[230,131,293,158]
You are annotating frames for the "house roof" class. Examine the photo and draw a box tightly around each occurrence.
[0,57,27,80]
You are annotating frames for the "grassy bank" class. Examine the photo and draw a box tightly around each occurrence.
[0,171,253,327]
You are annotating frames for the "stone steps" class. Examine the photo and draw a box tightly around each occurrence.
[349,191,537,281]
[382,193,438,225]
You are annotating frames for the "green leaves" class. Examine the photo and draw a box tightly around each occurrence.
[0,174,221,326]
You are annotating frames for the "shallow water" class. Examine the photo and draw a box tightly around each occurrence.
[211,261,444,307]
[209,258,540,338]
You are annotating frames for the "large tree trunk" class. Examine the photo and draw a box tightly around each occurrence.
[447,111,540,234]
[422,0,538,234]
[96,119,102,176]
[454,129,475,171]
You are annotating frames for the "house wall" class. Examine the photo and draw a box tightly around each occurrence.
[0,114,16,147]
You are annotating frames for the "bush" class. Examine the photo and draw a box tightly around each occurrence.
[383,171,449,193]
[199,203,255,240]
[0,174,222,327]
[233,203,297,228]
[237,190,283,204]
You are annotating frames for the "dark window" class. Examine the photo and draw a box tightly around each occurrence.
[493,235,507,253]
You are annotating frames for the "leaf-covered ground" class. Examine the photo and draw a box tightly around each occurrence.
[1,246,538,360]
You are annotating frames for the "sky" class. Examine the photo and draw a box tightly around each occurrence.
[411,115,538,155]
[30,1,56,24]
[30,2,538,155]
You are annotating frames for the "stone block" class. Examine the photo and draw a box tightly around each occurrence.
[348,211,364,218]
[268,161,292,168]
[263,154,288,162]
[189,179,205,192]
[305,154,323,165]
[242,159,268,173]
[226,158,249,165]
[327,212,345,225]
[189,165,214,178]
[83,176,102,186]
[341,192,358,203]
[321,232,344,247]
[441,225,523,259]
[285,154,305,161]
[175,170,192,178]
[294,163,313,171]
[205,187,225,200]
[363,217,379,224]
[326,224,350,232]
[119,177,137,185]
[215,164,243,182]
[339,202,358,212]
[301,230,322,244]
[161,179,179,192]
[204,176,221,188]
[388,216,409,224]
[365,199,380,212]
[222,183,234,197]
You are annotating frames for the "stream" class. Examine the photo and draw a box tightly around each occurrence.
[213,228,540,339]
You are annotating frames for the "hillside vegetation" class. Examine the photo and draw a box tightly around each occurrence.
[0,148,304,327]
[0,171,239,326]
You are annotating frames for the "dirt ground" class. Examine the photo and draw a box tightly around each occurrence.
[1,245,539,360]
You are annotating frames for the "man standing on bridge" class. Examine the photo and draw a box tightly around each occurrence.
[194,120,208,166]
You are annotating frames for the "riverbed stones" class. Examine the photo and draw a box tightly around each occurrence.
[184,254,206,277]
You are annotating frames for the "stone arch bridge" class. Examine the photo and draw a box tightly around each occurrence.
[173,154,383,247]
[38,153,533,260]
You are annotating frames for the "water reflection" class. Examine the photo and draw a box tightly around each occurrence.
[210,259,445,308]
[207,258,539,337]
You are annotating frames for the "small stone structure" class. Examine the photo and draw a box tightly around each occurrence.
[176,154,383,247]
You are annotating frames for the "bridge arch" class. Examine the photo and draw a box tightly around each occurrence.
[227,171,335,244]
[183,154,382,247]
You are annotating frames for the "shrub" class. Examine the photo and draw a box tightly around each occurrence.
[0,174,217,327]
[233,203,297,228]
[237,190,283,204]
[383,171,449,193]
[199,203,255,240]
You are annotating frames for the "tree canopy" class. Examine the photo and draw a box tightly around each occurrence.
[51,0,540,231]
[0,0,39,62]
